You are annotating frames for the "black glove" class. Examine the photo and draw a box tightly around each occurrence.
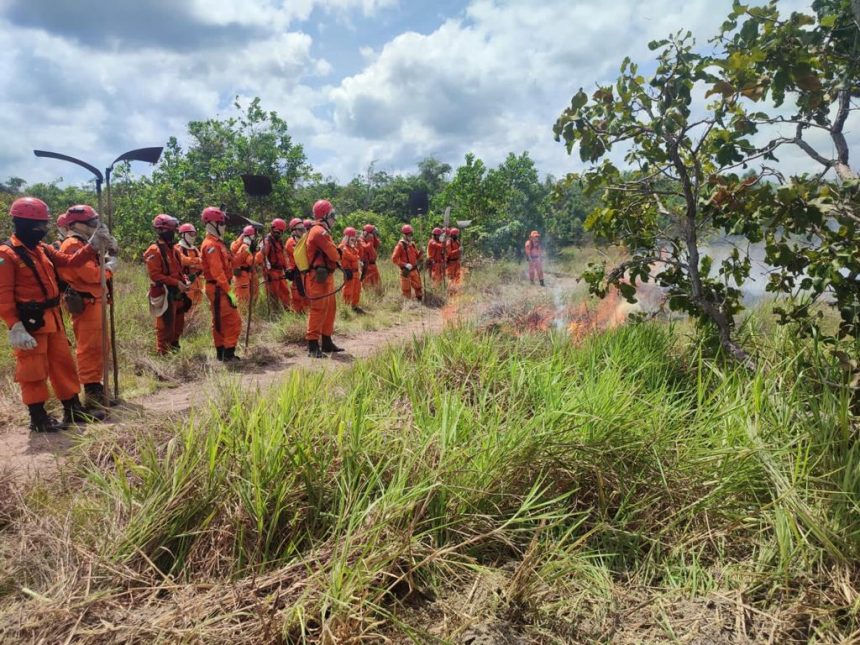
[250,239,258,254]
[343,268,354,281]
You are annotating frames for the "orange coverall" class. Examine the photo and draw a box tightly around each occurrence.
[201,234,241,350]
[262,233,291,310]
[177,244,203,308]
[285,236,307,313]
[360,236,381,288]
[58,235,111,385]
[305,224,341,342]
[339,241,361,307]
[446,239,462,283]
[525,238,544,283]
[230,237,258,305]
[0,236,96,405]
[144,239,186,354]
[427,238,445,285]
[391,239,423,299]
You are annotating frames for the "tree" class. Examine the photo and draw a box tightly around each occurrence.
[711,0,860,344]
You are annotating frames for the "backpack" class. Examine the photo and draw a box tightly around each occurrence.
[293,231,311,272]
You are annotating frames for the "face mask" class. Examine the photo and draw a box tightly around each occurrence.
[160,230,176,243]
[14,220,48,248]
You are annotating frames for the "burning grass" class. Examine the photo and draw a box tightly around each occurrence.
[0,320,857,642]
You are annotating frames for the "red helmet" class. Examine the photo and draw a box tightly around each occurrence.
[201,206,226,224]
[343,226,357,237]
[363,224,375,234]
[313,199,334,219]
[401,224,413,235]
[9,197,50,221]
[64,204,99,224]
[242,225,256,236]
[530,230,540,238]
[303,218,314,229]
[153,214,179,230]
[432,227,442,236]
[56,213,70,228]
[271,218,287,232]
[449,227,460,237]
[178,223,196,234]
[289,217,303,230]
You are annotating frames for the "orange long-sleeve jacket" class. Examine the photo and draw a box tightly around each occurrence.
[359,238,378,264]
[285,236,299,271]
[177,243,202,277]
[525,238,542,260]
[262,234,287,270]
[306,224,340,271]
[230,237,256,273]
[201,234,233,293]
[58,235,110,299]
[0,236,97,332]
[144,240,184,287]
[391,239,422,268]
[339,242,360,271]
[427,238,445,264]
[446,239,462,262]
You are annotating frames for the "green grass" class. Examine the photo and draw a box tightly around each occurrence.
[1,314,857,642]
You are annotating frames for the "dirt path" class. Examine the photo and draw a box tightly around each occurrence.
[0,309,446,481]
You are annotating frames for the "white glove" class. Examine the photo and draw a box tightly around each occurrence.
[9,321,37,350]
[89,225,118,254]
[405,263,412,271]
[105,256,119,272]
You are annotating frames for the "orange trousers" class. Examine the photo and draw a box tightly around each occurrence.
[205,284,241,348]
[265,270,291,310]
[305,273,336,341]
[70,299,107,385]
[14,327,80,405]
[362,263,381,288]
[188,278,203,309]
[234,270,259,304]
[155,297,185,354]
[430,262,445,285]
[447,261,461,284]
[342,275,361,307]
[528,258,544,282]
[400,269,423,299]
[291,279,307,314]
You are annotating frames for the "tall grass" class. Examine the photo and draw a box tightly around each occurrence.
[0,317,856,642]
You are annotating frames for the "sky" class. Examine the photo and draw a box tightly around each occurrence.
[0,0,835,188]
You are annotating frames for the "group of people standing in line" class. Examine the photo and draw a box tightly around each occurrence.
[2,195,547,434]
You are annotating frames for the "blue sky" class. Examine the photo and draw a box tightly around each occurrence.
[0,0,831,189]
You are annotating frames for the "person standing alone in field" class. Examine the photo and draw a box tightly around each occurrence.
[200,206,242,362]
[392,224,423,301]
[144,215,189,355]
[525,230,544,286]
[57,205,118,409]
[339,227,363,313]
[427,227,445,287]
[360,224,381,291]
[305,199,345,358]
[1,197,114,432]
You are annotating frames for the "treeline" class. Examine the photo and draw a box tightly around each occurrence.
[0,98,595,256]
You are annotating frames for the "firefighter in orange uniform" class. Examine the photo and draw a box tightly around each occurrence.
[57,205,118,408]
[306,199,346,358]
[285,218,307,314]
[391,224,423,300]
[52,213,70,250]
[339,227,363,313]
[525,230,544,286]
[262,218,291,311]
[231,225,259,306]
[427,227,445,286]
[359,224,381,289]
[176,223,203,311]
[144,215,188,354]
[1,197,113,432]
[200,206,242,361]
[446,227,462,284]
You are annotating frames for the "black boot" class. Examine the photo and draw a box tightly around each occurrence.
[321,335,344,353]
[84,383,120,408]
[170,340,181,352]
[28,403,65,433]
[223,347,240,362]
[216,346,225,361]
[539,279,545,287]
[308,339,324,358]
[62,395,106,425]
[351,305,366,315]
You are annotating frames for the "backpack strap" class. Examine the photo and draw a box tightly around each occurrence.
[2,240,50,299]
